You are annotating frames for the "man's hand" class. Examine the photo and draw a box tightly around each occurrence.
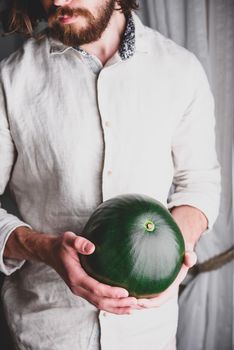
[170,205,208,248]
[42,231,138,315]
[136,204,206,309]
[4,227,137,315]
[136,246,197,308]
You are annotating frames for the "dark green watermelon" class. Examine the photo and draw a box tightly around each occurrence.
[80,194,185,297]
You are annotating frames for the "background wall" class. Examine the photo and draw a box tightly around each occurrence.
[0,34,23,61]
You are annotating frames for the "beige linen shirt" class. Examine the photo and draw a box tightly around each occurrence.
[0,13,220,350]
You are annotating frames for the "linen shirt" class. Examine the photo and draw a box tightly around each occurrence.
[0,12,220,350]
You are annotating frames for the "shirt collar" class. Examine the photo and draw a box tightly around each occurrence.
[49,11,150,56]
[75,13,135,62]
[118,13,136,60]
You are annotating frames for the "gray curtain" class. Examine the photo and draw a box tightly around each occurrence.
[0,36,23,61]
[0,1,233,349]
[0,0,23,60]
[139,1,234,350]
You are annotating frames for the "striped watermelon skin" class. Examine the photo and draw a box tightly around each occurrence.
[80,194,185,297]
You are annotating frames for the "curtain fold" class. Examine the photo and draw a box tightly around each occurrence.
[139,1,233,349]
[139,0,209,69]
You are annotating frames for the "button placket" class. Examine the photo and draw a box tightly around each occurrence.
[97,71,114,200]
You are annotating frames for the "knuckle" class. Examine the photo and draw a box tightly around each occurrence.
[98,283,106,295]
[117,300,125,308]
[78,275,87,288]
[92,283,102,296]
[61,231,76,248]
[74,236,86,251]
[69,285,79,296]
[68,279,77,291]
[61,231,72,242]
[57,245,68,261]
[92,287,101,297]
[68,278,83,297]
[63,230,75,238]
[74,235,83,244]
[113,300,121,308]
[96,300,104,309]
[66,273,79,290]
[116,309,124,315]
[115,308,127,315]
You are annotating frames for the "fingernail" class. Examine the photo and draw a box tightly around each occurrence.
[84,242,93,252]
[118,290,128,298]
[138,301,147,307]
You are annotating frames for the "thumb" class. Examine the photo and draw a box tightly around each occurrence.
[74,236,95,255]
[184,250,197,268]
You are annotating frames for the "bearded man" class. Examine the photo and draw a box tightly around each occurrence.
[0,1,220,349]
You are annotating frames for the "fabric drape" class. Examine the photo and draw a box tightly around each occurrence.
[139,1,233,349]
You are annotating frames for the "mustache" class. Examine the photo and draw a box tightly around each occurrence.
[47,5,94,23]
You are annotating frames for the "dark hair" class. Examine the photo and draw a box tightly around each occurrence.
[0,0,139,36]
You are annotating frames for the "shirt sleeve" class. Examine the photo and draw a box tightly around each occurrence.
[167,54,221,234]
[0,80,32,275]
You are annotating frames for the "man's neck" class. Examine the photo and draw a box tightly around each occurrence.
[79,9,127,65]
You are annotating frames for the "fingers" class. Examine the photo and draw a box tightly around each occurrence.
[74,285,137,315]
[64,232,128,299]
[62,231,196,313]
[78,271,129,298]
[137,258,192,309]
[137,280,181,308]
[58,232,135,315]
[74,236,95,255]
[137,287,179,308]
[63,231,95,255]
[183,243,197,268]
[66,237,195,316]
[184,250,197,268]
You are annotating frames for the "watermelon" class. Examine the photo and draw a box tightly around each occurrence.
[80,194,185,297]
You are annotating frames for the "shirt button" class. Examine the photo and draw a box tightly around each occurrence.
[107,170,112,176]
[102,312,107,317]
[105,121,110,127]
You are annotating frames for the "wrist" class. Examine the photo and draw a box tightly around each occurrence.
[170,205,208,248]
[4,226,57,264]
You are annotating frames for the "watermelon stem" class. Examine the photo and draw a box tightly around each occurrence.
[144,220,155,232]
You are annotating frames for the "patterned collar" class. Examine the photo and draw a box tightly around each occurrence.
[76,13,136,61]
[118,13,136,60]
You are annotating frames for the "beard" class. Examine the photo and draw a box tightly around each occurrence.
[47,0,116,47]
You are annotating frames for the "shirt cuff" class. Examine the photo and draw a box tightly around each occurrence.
[0,222,32,275]
[167,193,220,235]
